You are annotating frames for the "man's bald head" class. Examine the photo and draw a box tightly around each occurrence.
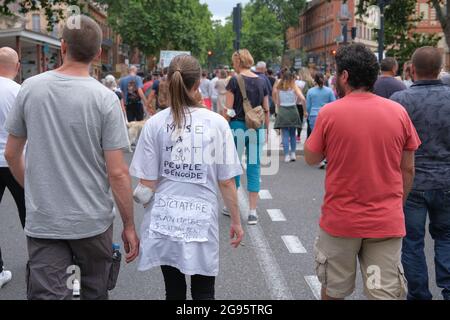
[0,47,20,79]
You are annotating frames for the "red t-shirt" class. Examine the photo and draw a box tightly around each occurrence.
[306,93,421,238]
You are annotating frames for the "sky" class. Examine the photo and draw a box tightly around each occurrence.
[200,0,250,23]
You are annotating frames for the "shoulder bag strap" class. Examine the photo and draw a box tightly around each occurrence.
[236,75,253,114]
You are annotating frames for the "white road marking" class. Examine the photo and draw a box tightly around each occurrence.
[259,190,272,200]
[305,276,322,300]
[267,209,286,222]
[238,188,294,300]
[281,236,307,254]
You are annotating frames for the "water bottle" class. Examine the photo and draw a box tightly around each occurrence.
[108,243,121,291]
[112,243,121,262]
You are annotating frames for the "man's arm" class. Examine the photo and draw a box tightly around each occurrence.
[105,149,139,263]
[5,134,26,187]
[400,150,415,204]
[138,88,148,107]
[219,178,244,248]
[304,143,325,166]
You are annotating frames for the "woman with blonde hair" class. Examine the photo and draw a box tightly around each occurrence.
[224,49,270,225]
[274,70,306,162]
[130,54,244,300]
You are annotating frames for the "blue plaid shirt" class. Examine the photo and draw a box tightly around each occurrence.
[391,80,450,190]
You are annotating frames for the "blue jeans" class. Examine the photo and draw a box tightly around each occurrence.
[282,128,296,156]
[309,115,318,132]
[402,189,450,300]
[229,120,265,193]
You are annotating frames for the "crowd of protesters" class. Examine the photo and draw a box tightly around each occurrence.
[0,15,449,302]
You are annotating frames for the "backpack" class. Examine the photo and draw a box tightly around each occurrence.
[127,77,141,105]
[157,79,170,108]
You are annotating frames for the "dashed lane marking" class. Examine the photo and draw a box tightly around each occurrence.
[267,209,287,222]
[259,190,273,200]
[281,236,307,254]
[305,276,321,300]
[238,188,294,300]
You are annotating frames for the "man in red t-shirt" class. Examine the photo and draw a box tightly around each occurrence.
[305,43,421,300]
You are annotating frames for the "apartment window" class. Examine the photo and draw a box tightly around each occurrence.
[430,7,436,21]
[51,24,59,38]
[32,14,41,32]
[420,3,429,20]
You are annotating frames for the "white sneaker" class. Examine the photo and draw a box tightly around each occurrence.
[0,270,12,288]
[290,152,297,162]
[284,155,291,163]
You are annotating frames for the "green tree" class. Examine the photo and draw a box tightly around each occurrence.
[103,0,213,64]
[208,19,234,68]
[1,0,214,65]
[252,0,307,49]
[241,1,284,64]
[429,0,450,56]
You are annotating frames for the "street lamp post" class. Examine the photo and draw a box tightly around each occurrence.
[318,14,328,72]
[377,0,392,62]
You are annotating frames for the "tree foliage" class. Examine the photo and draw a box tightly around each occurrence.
[355,0,448,65]
[102,0,213,64]
[241,1,284,65]
[0,0,214,65]
[208,19,234,68]
[252,0,307,48]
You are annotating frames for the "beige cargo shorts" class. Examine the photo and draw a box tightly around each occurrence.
[314,228,407,300]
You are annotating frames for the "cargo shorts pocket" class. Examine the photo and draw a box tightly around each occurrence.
[314,249,328,288]
[396,264,408,299]
[107,258,121,291]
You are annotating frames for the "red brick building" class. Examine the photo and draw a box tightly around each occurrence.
[287,0,449,70]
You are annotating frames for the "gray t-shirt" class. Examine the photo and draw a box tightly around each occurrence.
[373,76,407,99]
[5,71,130,239]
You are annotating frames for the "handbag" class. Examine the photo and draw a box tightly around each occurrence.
[236,75,265,130]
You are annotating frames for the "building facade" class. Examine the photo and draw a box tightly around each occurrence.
[0,1,136,82]
[0,2,64,82]
[287,0,449,70]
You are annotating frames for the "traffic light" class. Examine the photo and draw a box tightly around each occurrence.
[331,49,337,56]
[208,51,213,57]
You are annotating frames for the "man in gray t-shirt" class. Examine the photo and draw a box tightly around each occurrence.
[374,57,407,99]
[4,15,139,300]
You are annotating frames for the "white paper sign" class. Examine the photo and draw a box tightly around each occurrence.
[162,121,209,184]
[149,194,212,243]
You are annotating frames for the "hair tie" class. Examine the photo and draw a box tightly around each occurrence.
[174,69,182,73]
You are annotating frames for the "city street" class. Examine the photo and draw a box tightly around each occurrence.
[0,126,443,300]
